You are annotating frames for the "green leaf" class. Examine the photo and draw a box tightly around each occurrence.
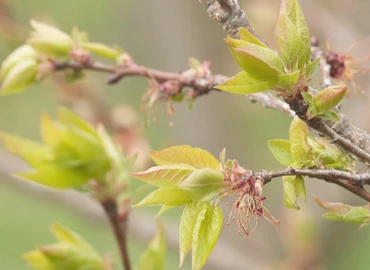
[310,137,353,170]
[179,168,224,201]
[28,20,73,57]
[51,223,98,255]
[289,117,312,162]
[300,91,313,106]
[130,164,195,188]
[22,250,55,270]
[233,45,284,82]
[268,139,294,166]
[300,91,318,118]
[155,205,174,218]
[0,45,37,80]
[0,59,38,95]
[139,220,167,270]
[322,212,344,221]
[224,36,250,64]
[318,111,341,122]
[82,42,121,60]
[188,57,202,70]
[40,113,63,147]
[215,71,274,94]
[15,165,90,189]
[313,86,347,115]
[24,243,105,270]
[192,203,223,270]
[71,26,89,45]
[275,0,311,71]
[23,223,105,270]
[313,196,370,225]
[276,70,300,89]
[283,175,305,210]
[238,28,267,47]
[305,58,320,77]
[149,145,220,170]
[344,207,370,224]
[134,188,192,207]
[0,132,52,168]
[179,202,208,266]
[58,107,98,139]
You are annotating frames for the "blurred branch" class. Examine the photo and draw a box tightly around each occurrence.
[260,167,370,202]
[101,199,131,270]
[311,36,332,88]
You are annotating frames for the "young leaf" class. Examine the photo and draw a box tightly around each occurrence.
[311,137,353,170]
[139,221,167,270]
[58,107,98,139]
[283,175,306,210]
[149,145,220,170]
[24,243,105,270]
[0,45,37,80]
[179,202,208,266]
[276,70,300,89]
[179,168,224,201]
[289,117,312,162]
[96,125,123,168]
[313,196,370,225]
[28,20,73,57]
[192,203,223,270]
[15,165,90,189]
[134,188,192,207]
[300,91,318,118]
[275,0,311,71]
[318,111,341,122]
[130,164,195,188]
[188,57,202,70]
[305,58,320,77]
[344,207,370,224]
[215,71,274,94]
[313,196,352,215]
[23,223,105,270]
[239,28,267,48]
[268,139,294,166]
[233,45,284,82]
[0,59,38,95]
[40,113,63,147]
[82,42,121,60]
[0,132,52,168]
[313,86,347,115]
[51,223,98,255]
[155,205,174,218]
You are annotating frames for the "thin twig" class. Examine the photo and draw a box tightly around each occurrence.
[248,93,295,117]
[259,167,370,202]
[53,59,296,117]
[311,36,332,88]
[101,199,131,270]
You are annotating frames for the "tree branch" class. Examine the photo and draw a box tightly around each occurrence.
[307,118,370,165]
[52,59,295,117]
[198,0,370,165]
[259,167,370,202]
[198,0,259,39]
[101,199,131,270]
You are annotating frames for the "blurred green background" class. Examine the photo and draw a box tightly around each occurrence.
[1,0,370,269]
